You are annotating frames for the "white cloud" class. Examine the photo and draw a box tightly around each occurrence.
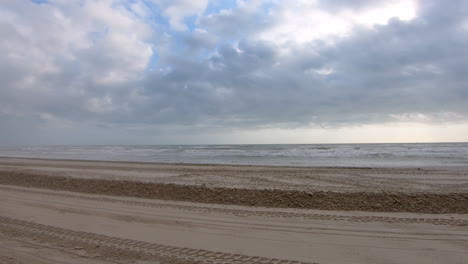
[309,67,335,75]
[153,0,209,30]
[0,0,154,117]
[258,0,418,46]
[348,0,417,26]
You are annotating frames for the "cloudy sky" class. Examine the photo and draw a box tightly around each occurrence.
[1,0,468,145]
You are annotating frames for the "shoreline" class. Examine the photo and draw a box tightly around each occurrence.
[1,156,467,169]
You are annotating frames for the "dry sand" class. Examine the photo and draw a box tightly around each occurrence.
[0,157,467,263]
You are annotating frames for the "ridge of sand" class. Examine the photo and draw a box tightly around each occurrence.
[1,171,467,214]
[1,157,468,214]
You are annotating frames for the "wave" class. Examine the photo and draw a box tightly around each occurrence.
[1,143,467,167]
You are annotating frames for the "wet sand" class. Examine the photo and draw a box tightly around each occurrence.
[0,157,467,263]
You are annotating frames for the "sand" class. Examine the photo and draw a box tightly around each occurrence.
[0,157,467,263]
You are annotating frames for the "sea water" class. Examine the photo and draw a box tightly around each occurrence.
[0,143,467,167]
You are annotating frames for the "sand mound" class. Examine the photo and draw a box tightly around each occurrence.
[1,171,467,213]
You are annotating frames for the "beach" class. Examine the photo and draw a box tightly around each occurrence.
[1,157,467,263]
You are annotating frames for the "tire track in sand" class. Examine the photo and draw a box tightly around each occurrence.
[0,216,313,264]
[1,186,466,227]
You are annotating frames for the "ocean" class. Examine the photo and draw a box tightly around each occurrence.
[1,143,467,167]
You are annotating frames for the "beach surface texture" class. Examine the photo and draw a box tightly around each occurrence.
[0,157,467,263]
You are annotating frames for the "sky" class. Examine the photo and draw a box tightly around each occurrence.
[0,0,468,145]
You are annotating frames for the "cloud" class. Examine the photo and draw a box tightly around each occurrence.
[0,0,153,123]
[0,0,467,144]
[153,0,210,30]
[139,0,468,128]
[257,0,418,46]
[199,0,272,39]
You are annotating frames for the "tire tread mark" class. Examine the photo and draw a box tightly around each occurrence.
[1,186,466,226]
[0,216,313,264]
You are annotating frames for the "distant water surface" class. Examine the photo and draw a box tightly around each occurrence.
[0,143,467,167]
